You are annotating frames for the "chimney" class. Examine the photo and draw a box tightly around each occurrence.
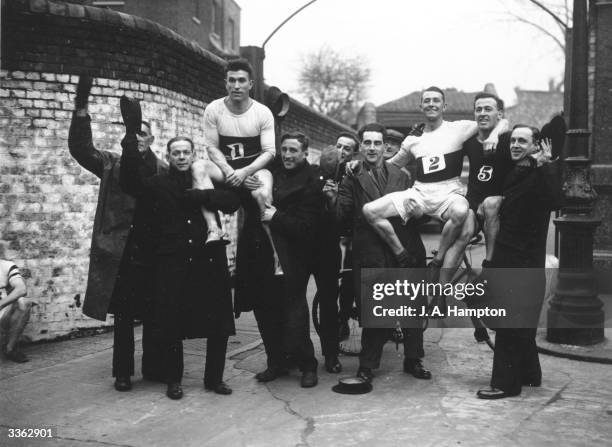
[483,83,497,95]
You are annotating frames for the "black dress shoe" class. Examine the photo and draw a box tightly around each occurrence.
[114,376,132,391]
[4,349,29,363]
[476,387,518,399]
[205,381,232,395]
[522,379,541,387]
[166,382,183,400]
[403,359,432,380]
[120,95,142,134]
[255,367,288,383]
[356,367,374,383]
[300,370,318,388]
[324,356,342,374]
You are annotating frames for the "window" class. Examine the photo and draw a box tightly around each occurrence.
[228,18,235,50]
[193,0,201,24]
[212,1,222,36]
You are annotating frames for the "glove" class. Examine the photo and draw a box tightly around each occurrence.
[74,75,93,110]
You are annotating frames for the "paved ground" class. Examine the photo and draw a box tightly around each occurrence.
[2,307,612,447]
[3,232,612,446]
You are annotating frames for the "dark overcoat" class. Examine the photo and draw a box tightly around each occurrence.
[68,114,167,321]
[336,162,426,294]
[120,135,240,341]
[233,161,322,314]
[485,159,562,331]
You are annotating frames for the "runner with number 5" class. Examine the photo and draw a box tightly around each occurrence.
[362,87,508,294]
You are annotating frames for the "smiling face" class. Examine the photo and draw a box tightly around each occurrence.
[420,90,446,121]
[225,69,253,104]
[474,97,502,133]
[360,131,385,166]
[167,140,194,171]
[281,138,307,170]
[510,127,538,161]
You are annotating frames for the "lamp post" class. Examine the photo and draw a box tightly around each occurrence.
[241,1,318,148]
[546,0,604,345]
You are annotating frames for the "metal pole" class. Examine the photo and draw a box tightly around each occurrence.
[546,0,604,345]
[262,0,319,50]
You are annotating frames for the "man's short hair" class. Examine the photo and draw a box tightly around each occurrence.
[141,120,152,134]
[166,136,194,152]
[422,86,445,102]
[358,123,388,142]
[512,124,541,143]
[225,58,254,79]
[336,131,360,152]
[281,131,309,151]
[473,92,505,111]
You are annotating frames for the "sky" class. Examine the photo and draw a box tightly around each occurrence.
[237,0,568,108]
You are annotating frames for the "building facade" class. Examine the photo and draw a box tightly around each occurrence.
[73,0,241,56]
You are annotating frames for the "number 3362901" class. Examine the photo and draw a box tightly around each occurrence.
[7,428,53,437]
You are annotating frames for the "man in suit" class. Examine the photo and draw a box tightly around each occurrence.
[325,123,431,384]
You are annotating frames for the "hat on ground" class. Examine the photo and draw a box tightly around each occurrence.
[332,376,373,395]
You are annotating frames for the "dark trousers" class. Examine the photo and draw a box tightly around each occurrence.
[159,336,228,385]
[254,276,318,372]
[311,245,340,359]
[112,314,161,378]
[491,329,541,395]
[359,327,424,370]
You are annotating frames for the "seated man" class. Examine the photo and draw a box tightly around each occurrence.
[327,123,430,384]
[0,259,32,363]
[193,58,277,263]
[234,132,321,388]
[362,87,507,300]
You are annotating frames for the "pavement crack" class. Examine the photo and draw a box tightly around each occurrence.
[263,383,315,447]
[543,381,570,407]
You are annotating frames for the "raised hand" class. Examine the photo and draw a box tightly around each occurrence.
[532,138,554,166]
[74,75,93,114]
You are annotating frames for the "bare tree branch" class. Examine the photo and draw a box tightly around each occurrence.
[508,11,566,52]
[525,0,568,29]
[297,45,370,124]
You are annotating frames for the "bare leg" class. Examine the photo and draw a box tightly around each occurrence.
[191,160,225,243]
[482,196,502,262]
[435,197,470,265]
[251,169,282,274]
[362,197,405,255]
[439,211,475,284]
[2,299,32,357]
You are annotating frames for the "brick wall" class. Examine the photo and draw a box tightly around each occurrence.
[1,0,353,341]
[591,1,612,274]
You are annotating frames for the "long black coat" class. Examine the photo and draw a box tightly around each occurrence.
[68,114,167,321]
[120,135,240,341]
[234,161,322,314]
[336,161,426,294]
[485,159,562,331]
